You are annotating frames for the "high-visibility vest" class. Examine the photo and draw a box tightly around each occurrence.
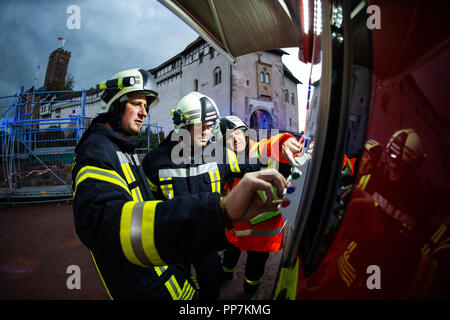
[223,133,295,252]
[225,214,285,252]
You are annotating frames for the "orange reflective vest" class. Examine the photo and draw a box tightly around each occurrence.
[224,133,293,252]
[248,132,295,164]
[224,210,285,252]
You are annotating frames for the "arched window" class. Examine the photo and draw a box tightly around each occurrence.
[194,79,198,91]
[260,71,265,83]
[265,73,270,84]
[291,93,295,104]
[214,67,222,85]
[285,90,289,102]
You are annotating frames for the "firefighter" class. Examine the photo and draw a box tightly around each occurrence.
[141,92,255,300]
[357,139,385,191]
[142,94,299,300]
[359,140,384,176]
[72,69,286,300]
[215,115,302,299]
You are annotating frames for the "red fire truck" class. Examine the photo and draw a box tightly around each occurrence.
[160,0,450,299]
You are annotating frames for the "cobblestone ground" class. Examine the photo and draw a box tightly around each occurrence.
[0,202,281,300]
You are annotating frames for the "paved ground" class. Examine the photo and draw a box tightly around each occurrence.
[0,201,282,300]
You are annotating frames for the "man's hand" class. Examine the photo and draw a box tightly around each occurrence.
[282,137,303,165]
[223,169,287,221]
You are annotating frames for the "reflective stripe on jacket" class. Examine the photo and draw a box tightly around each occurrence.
[223,132,293,252]
[72,123,226,299]
[142,130,258,201]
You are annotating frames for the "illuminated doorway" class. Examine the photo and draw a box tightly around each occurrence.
[250,109,273,130]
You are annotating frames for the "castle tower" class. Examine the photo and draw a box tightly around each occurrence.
[44,48,71,88]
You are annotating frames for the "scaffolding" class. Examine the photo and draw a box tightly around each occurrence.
[0,89,162,203]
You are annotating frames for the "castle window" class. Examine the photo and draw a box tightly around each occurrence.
[285,90,289,102]
[265,73,270,84]
[259,71,264,83]
[214,67,221,85]
[194,79,198,91]
[291,93,295,104]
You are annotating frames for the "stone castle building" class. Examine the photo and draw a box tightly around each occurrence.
[149,37,301,135]
[37,38,301,137]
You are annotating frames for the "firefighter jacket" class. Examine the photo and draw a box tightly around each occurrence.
[72,122,228,300]
[141,130,260,200]
[223,133,294,252]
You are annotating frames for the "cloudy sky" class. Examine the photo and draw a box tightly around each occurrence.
[0,0,199,95]
[0,0,309,128]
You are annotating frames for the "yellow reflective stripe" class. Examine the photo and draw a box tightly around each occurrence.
[147,177,158,192]
[181,284,192,300]
[181,280,195,300]
[214,170,221,194]
[160,177,174,199]
[155,266,195,300]
[90,251,114,300]
[222,265,235,273]
[209,171,216,192]
[125,163,136,181]
[227,149,240,173]
[141,200,165,265]
[431,224,447,244]
[165,275,182,300]
[359,174,371,190]
[120,200,165,267]
[120,201,145,267]
[130,188,139,201]
[74,165,130,196]
[245,276,262,286]
[135,187,144,202]
[121,163,132,183]
[208,170,221,193]
[117,153,142,201]
[433,237,450,255]
[130,187,144,202]
[154,265,167,276]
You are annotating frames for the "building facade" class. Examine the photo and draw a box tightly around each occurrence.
[37,38,301,138]
[149,37,301,135]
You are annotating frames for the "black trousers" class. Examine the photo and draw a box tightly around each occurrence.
[189,252,223,300]
[222,242,270,283]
